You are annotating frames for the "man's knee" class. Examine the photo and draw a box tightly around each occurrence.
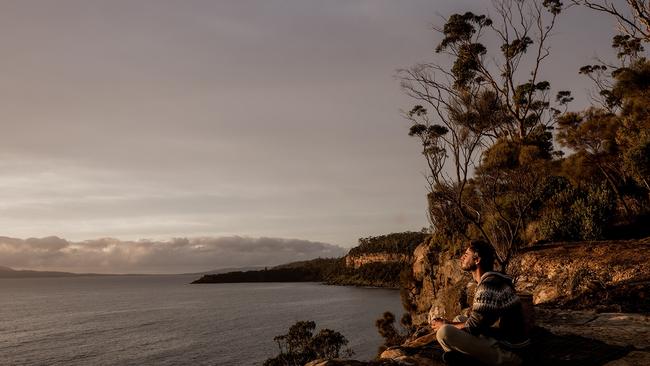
[436,324,458,348]
[436,324,455,339]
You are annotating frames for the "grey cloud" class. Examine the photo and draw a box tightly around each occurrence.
[0,235,347,274]
[24,236,69,251]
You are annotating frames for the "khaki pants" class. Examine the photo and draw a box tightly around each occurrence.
[436,324,522,366]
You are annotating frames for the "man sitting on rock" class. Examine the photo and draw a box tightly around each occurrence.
[431,240,529,366]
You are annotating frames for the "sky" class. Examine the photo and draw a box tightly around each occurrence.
[0,1,623,273]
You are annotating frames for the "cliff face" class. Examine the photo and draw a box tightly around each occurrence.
[326,253,412,288]
[510,238,650,312]
[333,232,426,288]
[403,237,650,324]
[402,242,471,324]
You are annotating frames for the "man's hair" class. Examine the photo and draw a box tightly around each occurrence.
[468,240,495,271]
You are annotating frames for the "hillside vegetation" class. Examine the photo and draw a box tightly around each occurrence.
[348,232,427,256]
[399,0,650,273]
[192,232,426,287]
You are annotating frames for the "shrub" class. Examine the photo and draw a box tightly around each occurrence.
[573,184,616,239]
[349,232,428,256]
[264,321,353,366]
[537,182,616,241]
[375,311,409,356]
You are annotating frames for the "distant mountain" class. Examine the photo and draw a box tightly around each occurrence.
[180,266,267,276]
[0,266,83,278]
[0,265,268,278]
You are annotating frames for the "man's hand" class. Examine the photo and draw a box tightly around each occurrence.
[430,317,447,332]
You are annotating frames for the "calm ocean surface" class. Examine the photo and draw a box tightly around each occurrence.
[0,275,403,365]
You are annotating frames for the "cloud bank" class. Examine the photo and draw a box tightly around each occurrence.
[0,236,347,274]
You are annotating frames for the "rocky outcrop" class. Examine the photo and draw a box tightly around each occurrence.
[370,309,648,364]
[536,309,650,366]
[305,359,400,366]
[510,238,650,312]
[303,238,650,366]
[403,237,650,324]
[304,310,650,365]
[402,242,472,325]
[345,253,410,269]
[535,309,649,350]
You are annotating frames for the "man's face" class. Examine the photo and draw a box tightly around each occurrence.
[460,247,478,271]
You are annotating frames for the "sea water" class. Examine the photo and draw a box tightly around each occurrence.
[0,275,403,365]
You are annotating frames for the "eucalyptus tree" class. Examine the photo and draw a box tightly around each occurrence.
[400,0,569,270]
[566,0,650,208]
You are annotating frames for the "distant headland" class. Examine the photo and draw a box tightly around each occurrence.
[191,232,427,287]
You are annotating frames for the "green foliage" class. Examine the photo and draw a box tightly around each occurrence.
[612,34,644,59]
[427,188,472,249]
[436,12,492,52]
[349,232,428,256]
[556,90,574,106]
[575,184,617,239]
[192,258,342,284]
[480,138,520,170]
[327,261,408,288]
[310,329,351,360]
[514,81,550,107]
[614,62,650,194]
[536,189,579,241]
[402,0,650,273]
[623,135,650,187]
[543,0,563,15]
[501,36,533,58]
[452,43,488,88]
[556,109,619,155]
[400,0,568,271]
[435,12,492,88]
[558,59,650,220]
[537,182,616,241]
[570,5,650,222]
[375,312,410,355]
[264,321,353,366]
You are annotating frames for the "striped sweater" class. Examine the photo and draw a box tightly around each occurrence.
[464,271,529,347]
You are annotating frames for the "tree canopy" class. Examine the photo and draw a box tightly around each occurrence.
[401,0,650,271]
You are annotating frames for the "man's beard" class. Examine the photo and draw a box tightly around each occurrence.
[461,262,477,271]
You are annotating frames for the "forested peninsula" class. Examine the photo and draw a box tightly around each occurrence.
[191,232,426,287]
